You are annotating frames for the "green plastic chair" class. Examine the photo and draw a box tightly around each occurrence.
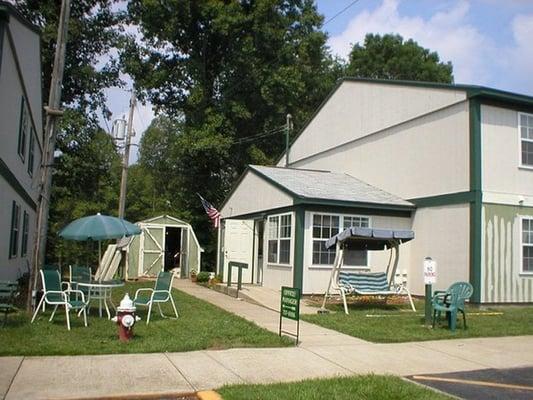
[39,265,64,312]
[432,281,473,331]
[0,281,18,327]
[31,270,88,330]
[133,271,178,324]
[69,265,92,298]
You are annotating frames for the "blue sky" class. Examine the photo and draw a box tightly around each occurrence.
[108,0,533,159]
[317,0,533,94]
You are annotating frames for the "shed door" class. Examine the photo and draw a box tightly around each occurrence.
[223,219,254,283]
[141,225,164,276]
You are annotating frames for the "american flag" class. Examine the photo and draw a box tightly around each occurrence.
[198,194,221,228]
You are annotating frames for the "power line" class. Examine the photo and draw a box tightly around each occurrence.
[233,125,286,145]
[233,127,285,145]
[323,0,361,26]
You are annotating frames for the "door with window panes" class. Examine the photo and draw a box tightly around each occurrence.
[312,214,369,267]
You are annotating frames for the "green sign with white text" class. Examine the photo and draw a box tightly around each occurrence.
[280,286,300,321]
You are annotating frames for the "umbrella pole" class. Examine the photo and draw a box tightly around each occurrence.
[99,241,102,267]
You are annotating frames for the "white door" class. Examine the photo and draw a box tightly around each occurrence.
[140,225,165,276]
[223,219,254,283]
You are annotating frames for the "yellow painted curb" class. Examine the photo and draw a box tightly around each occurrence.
[197,390,223,400]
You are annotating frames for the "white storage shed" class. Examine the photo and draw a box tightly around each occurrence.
[126,215,203,279]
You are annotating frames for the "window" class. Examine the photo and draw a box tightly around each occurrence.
[21,211,29,257]
[343,216,370,230]
[312,213,370,266]
[522,218,533,273]
[312,214,339,265]
[520,113,533,167]
[27,127,35,176]
[9,201,20,259]
[18,97,29,161]
[267,213,292,265]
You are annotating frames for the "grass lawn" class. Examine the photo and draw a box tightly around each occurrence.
[218,375,451,400]
[0,281,292,356]
[302,297,533,343]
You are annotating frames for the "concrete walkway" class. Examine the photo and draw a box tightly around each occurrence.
[228,284,319,315]
[2,281,533,399]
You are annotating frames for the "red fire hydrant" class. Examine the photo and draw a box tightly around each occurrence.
[111,293,141,342]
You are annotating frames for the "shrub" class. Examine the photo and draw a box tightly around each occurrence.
[196,271,210,283]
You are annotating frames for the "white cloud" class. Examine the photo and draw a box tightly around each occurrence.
[501,14,533,94]
[328,0,492,85]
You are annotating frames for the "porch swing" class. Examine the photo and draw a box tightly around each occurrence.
[319,227,416,314]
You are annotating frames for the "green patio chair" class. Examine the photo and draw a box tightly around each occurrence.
[432,281,473,331]
[39,264,65,312]
[69,265,92,298]
[0,281,19,327]
[31,270,88,330]
[133,271,178,324]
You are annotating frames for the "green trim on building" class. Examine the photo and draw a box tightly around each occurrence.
[221,166,415,220]
[292,197,414,212]
[409,191,475,207]
[0,157,37,210]
[302,204,411,219]
[479,98,533,115]
[469,99,483,303]
[222,205,296,221]
[293,206,305,291]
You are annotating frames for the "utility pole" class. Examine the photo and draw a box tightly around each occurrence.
[118,90,136,219]
[28,0,71,310]
[285,114,293,167]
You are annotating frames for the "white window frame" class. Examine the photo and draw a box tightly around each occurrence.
[520,216,533,275]
[17,97,29,162]
[309,212,371,269]
[9,201,20,259]
[518,112,533,170]
[21,210,29,257]
[266,212,293,268]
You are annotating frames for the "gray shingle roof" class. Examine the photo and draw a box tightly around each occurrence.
[249,165,414,208]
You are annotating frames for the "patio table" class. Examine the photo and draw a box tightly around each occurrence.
[77,280,125,319]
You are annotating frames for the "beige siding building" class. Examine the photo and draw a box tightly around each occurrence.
[0,2,43,280]
[218,78,533,303]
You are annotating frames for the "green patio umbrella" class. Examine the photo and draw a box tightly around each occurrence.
[59,213,141,263]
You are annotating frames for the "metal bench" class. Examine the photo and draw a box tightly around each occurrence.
[0,281,19,327]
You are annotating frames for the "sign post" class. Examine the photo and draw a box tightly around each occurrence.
[279,286,301,345]
[423,257,437,325]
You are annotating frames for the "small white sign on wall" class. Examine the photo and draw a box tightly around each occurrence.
[423,257,437,285]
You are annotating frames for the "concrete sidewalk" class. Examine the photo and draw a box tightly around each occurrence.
[2,281,533,399]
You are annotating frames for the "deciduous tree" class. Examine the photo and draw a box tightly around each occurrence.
[346,33,453,83]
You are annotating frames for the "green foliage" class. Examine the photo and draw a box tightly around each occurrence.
[346,33,453,83]
[47,120,121,267]
[196,271,210,283]
[14,0,125,121]
[13,1,126,267]
[122,1,344,267]
[219,375,452,400]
